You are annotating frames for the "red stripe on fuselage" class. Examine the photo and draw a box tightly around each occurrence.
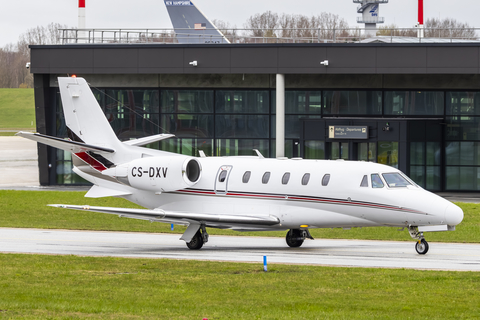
[74,152,107,171]
[175,189,423,214]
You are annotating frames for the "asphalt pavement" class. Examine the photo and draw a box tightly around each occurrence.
[1,228,479,271]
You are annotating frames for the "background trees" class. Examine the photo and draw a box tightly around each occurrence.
[243,11,349,41]
[0,23,68,88]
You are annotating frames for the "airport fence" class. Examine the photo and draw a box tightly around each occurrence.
[59,27,480,45]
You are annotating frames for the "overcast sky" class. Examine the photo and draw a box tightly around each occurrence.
[1,0,479,47]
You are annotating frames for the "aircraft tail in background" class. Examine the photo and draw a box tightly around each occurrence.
[164,0,230,44]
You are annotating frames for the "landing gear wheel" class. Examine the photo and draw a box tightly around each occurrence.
[186,231,204,250]
[286,229,304,248]
[415,239,429,255]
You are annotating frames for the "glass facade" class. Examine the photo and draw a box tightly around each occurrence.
[410,142,441,190]
[384,91,444,116]
[52,87,480,191]
[444,91,480,190]
[324,91,382,115]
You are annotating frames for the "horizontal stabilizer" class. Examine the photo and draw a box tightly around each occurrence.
[16,132,115,154]
[49,204,280,225]
[85,185,132,198]
[122,134,175,147]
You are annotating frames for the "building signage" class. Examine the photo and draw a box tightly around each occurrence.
[328,126,368,139]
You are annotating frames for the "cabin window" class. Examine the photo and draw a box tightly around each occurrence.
[301,173,310,186]
[360,175,368,187]
[262,172,271,184]
[322,174,330,186]
[282,172,291,185]
[371,174,384,188]
[218,170,228,183]
[382,173,411,188]
[242,171,251,183]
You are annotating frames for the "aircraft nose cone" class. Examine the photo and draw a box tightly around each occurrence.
[445,203,464,226]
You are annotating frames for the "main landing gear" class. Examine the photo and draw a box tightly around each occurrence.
[186,225,209,250]
[408,226,429,255]
[286,229,314,248]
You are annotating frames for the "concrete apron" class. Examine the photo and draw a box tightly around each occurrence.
[0,136,39,187]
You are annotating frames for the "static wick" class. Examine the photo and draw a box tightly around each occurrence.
[263,255,267,272]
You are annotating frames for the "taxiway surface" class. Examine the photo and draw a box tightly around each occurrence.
[1,228,479,271]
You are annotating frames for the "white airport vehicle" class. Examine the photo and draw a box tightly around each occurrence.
[17,77,464,254]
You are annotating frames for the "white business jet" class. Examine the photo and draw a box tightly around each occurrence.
[17,77,464,254]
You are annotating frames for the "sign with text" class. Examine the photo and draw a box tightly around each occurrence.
[328,126,368,139]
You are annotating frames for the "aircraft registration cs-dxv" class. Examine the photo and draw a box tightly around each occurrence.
[18,77,464,254]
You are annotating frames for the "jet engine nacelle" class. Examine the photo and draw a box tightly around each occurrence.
[103,156,202,192]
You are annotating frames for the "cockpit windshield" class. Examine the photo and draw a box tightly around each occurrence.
[382,173,411,188]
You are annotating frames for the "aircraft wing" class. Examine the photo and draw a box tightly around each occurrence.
[48,204,281,226]
[16,132,115,154]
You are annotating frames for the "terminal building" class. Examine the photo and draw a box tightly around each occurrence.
[29,42,480,191]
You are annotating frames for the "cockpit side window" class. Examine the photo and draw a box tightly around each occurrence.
[360,175,368,187]
[322,174,330,186]
[371,174,384,188]
[382,173,411,188]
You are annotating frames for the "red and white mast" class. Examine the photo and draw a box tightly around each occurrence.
[78,0,86,42]
[417,0,424,38]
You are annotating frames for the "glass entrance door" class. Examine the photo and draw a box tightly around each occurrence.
[357,142,376,162]
[330,142,349,160]
[325,141,398,166]
[377,141,399,168]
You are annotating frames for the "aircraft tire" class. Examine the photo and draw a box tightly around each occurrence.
[286,229,304,248]
[415,239,429,255]
[186,231,204,250]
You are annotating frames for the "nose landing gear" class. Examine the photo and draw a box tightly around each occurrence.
[415,239,429,255]
[408,226,429,255]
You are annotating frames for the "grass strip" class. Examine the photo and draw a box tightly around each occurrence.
[0,88,35,130]
[0,253,479,319]
[1,190,479,243]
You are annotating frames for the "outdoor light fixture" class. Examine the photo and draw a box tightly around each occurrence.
[320,60,329,66]
[189,61,198,67]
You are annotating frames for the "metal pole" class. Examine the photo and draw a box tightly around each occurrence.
[276,74,285,158]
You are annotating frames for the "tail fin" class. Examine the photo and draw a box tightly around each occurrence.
[58,77,121,148]
[164,0,230,44]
